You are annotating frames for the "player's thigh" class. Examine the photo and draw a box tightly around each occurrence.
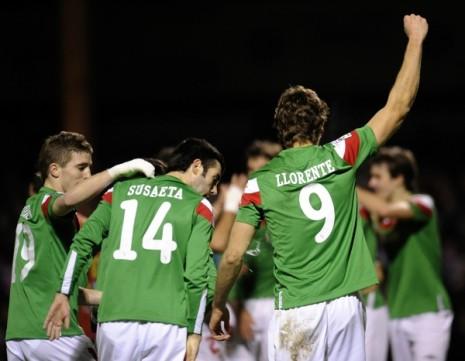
[98,321,186,361]
[409,311,453,361]
[244,298,274,361]
[6,341,24,361]
[245,298,274,334]
[365,306,389,361]
[143,322,186,361]
[268,302,327,361]
[97,322,140,361]
[7,337,96,361]
[327,294,366,361]
[389,318,413,361]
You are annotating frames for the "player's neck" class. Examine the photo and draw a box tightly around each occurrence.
[291,140,313,148]
[167,171,190,185]
[44,178,64,193]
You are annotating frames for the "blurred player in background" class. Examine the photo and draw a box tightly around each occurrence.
[359,205,389,361]
[358,146,453,361]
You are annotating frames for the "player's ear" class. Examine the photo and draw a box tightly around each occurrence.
[192,159,203,176]
[49,163,60,179]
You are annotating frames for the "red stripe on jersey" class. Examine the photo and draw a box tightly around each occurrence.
[73,214,81,231]
[379,217,397,230]
[344,131,361,166]
[41,196,52,219]
[413,200,433,217]
[240,192,261,207]
[359,207,369,220]
[196,202,213,224]
[102,191,112,204]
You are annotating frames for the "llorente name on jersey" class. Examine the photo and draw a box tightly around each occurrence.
[127,184,183,199]
[276,159,335,187]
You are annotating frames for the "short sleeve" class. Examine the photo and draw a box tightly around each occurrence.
[235,178,263,228]
[331,126,378,169]
[409,194,434,223]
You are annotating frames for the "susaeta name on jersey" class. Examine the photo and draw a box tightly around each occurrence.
[127,184,183,199]
[276,159,335,187]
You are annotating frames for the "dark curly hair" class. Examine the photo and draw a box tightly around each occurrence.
[370,146,418,192]
[273,85,330,148]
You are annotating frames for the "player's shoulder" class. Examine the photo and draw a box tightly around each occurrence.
[195,197,214,224]
[410,193,435,209]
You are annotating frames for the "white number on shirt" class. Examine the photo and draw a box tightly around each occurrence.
[11,223,36,283]
[299,183,335,243]
[113,200,177,264]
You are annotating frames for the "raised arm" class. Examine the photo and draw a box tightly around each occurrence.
[367,14,428,145]
[52,158,155,216]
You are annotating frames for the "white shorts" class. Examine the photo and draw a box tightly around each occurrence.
[365,294,388,361]
[6,335,96,361]
[389,310,453,361]
[97,321,186,361]
[268,294,365,361]
[244,297,274,361]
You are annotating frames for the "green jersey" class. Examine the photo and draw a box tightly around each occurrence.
[376,194,451,318]
[60,175,213,333]
[236,126,378,309]
[236,226,275,300]
[6,187,87,340]
[360,207,385,309]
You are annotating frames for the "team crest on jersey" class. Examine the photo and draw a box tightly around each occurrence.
[330,132,352,146]
[20,205,32,220]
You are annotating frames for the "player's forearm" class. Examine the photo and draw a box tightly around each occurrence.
[54,171,114,216]
[186,288,208,334]
[357,187,413,219]
[185,262,209,334]
[385,39,423,121]
[78,287,102,305]
[213,254,243,307]
[357,187,388,216]
[59,215,107,295]
[210,212,236,253]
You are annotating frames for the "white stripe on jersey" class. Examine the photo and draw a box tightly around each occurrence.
[194,289,208,334]
[41,194,51,204]
[331,138,346,159]
[201,198,213,212]
[411,194,434,209]
[244,178,259,194]
[61,250,78,295]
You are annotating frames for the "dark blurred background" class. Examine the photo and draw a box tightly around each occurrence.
[1,1,464,359]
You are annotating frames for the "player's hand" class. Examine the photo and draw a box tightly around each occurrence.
[238,308,255,342]
[223,173,248,213]
[404,14,428,43]
[43,293,71,340]
[186,333,202,361]
[209,304,231,341]
[107,158,155,179]
[230,173,248,189]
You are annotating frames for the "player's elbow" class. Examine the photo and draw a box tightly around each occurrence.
[223,250,242,267]
[386,95,413,122]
